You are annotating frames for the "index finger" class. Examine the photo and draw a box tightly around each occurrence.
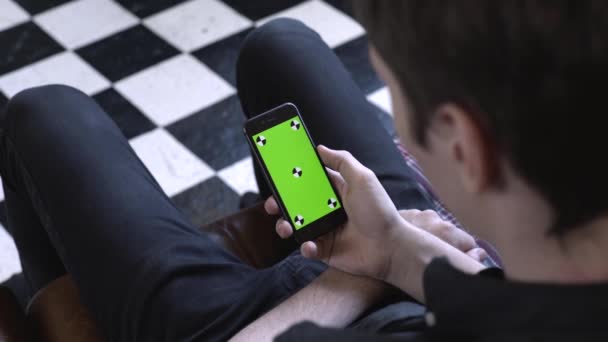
[317,145,369,184]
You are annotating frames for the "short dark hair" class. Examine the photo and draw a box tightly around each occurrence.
[353,0,608,234]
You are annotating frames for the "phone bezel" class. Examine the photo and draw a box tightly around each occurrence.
[243,103,347,243]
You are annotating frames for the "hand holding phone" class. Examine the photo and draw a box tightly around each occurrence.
[268,145,488,284]
[264,144,405,280]
[245,103,347,243]
[246,103,407,280]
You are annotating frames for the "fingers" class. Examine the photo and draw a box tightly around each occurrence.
[398,209,420,221]
[399,209,477,252]
[267,196,295,239]
[300,241,319,259]
[267,196,293,239]
[443,225,477,252]
[317,145,373,185]
[275,218,293,239]
[466,247,489,262]
[300,235,331,260]
[264,196,279,215]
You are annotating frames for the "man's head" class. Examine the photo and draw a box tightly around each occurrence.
[353,1,608,242]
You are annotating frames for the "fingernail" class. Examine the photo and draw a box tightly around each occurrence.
[476,248,488,261]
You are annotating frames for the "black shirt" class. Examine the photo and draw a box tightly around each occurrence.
[276,258,608,341]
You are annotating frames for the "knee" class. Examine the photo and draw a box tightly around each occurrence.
[3,85,95,140]
[249,18,314,40]
[238,18,317,61]
[7,84,87,114]
[236,18,317,86]
[5,85,88,122]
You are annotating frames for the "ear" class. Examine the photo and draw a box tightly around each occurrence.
[429,104,497,193]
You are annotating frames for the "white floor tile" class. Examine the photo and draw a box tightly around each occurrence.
[217,157,259,196]
[0,225,21,283]
[130,129,214,197]
[115,54,234,126]
[144,0,252,52]
[257,0,364,48]
[0,51,110,97]
[0,178,5,202]
[34,0,138,49]
[0,0,29,31]
[367,86,393,116]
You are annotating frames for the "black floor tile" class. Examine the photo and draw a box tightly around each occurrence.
[93,88,156,139]
[77,25,179,82]
[115,0,189,18]
[1,273,29,310]
[0,92,8,111]
[324,0,353,15]
[335,36,384,94]
[0,22,64,76]
[14,0,73,15]
[222,0,304,20]
[192,28,252,87]
[0,201,7,228]
[167,95,249,170]
[171,176,240,227]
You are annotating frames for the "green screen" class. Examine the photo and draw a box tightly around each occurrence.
[253,116,341,230]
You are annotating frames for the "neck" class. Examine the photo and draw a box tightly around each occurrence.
[498,222,608,284]
[487,175,608,284]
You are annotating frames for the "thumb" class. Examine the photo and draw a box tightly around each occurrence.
[317,145,366,184]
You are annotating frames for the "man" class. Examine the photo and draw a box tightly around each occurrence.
[237,1,608,340]
[2,2,606,342]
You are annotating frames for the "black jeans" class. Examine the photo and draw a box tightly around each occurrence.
[1,19,431,341]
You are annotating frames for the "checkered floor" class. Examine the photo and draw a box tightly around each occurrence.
[0,0,394,285]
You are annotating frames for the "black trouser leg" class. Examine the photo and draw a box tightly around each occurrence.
[1,84,323,341]
[237,18,432,211]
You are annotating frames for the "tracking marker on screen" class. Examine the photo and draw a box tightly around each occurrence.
[290,120,301,130]
[295,215,305,226]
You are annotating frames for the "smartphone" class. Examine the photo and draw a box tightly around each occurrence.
[244,103,347,243]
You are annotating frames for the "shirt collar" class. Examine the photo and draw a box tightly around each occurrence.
[423,258,608,334]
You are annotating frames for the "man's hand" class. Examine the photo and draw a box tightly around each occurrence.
[398,209,488,262]
[265,145,485,300]
[266,145,403,280]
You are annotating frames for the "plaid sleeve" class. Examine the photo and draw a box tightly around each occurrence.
[394,140,462,228]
